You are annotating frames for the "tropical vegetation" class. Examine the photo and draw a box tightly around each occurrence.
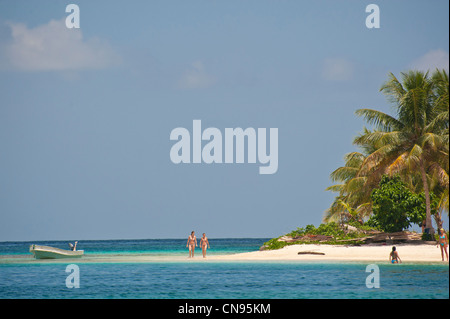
[325,69,449,235]
[262,222,375,250]
[263,69,448,250]
[367,175,437,233]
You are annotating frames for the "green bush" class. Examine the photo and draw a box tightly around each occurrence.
[368,175,437,233]
[262,238,289,250]
[287,222,345,238]
[262,222,374,250]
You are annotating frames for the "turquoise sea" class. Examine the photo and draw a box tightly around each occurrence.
[0,239,448,299]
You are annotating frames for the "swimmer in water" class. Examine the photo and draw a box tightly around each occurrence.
[389,246,401,264]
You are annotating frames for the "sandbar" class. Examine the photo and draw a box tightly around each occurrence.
[208,243,449,263]
[2,243,448,264]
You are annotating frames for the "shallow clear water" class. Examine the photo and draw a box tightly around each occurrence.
[0,239,448,299]
[0,238,266,256]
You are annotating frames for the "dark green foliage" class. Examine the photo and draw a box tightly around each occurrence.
[367,175,437,232]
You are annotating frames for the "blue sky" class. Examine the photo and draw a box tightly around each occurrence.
[0,0,448,241]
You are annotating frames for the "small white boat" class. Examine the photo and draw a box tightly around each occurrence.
[29,244,84,259]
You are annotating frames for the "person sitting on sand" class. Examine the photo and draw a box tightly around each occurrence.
[200,233,210,258]
[437,228,448,262]
[186,231,197,258]
[389,246,401,264]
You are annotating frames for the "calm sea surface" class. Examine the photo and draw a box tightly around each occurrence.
[0,239,448,299]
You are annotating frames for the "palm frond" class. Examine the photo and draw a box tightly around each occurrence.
[329,166,359,183]
[355,108,403,131]
[325,184,345,193]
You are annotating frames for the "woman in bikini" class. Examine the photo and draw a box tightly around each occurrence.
[438,228,448,262]
[389,246,401,264]
[200,233,210,258]
[186,231,197,258]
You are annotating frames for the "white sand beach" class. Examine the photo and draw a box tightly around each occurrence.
[208,243,448,263]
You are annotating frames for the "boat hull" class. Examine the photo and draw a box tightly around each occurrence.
[30,245,84,259]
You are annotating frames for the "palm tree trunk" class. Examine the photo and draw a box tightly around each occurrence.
[419,158,434,235]
[433,213,443,230]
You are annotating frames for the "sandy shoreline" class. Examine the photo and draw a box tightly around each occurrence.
[2,243,449,264]
[209,243,449,263]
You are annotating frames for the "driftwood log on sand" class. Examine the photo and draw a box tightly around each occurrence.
[297,251,325,255]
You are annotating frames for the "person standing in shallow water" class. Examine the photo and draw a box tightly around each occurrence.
[186,231,197,258]
[389,246,401,264]
[200,233,210,258]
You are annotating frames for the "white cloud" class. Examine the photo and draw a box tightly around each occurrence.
[409,49,449,72]
[2,19,119,71]
[178,61,216,89]
[322,57,354,82]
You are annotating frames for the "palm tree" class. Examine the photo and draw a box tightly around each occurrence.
[430,69,449,221]
[354,70,449,235]
[431,69,449,134]
[324,150,372,223]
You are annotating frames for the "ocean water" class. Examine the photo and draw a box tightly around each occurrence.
[0,238,264,257]
[0,239,448,299]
